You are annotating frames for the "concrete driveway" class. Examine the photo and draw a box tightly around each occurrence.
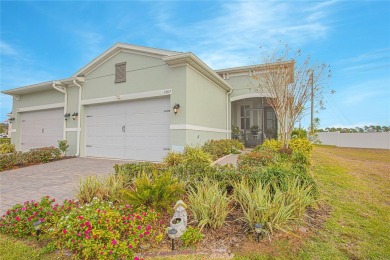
[0,157,128,215]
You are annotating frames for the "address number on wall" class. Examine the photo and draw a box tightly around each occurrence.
[163,89,172,95]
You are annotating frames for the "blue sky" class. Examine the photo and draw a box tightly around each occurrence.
[1,0,389,128]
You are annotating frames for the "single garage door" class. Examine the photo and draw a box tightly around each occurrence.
[85,97,170,161]
[20,108,64,151]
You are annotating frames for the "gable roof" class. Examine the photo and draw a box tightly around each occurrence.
[2,43,234,95]
[72,42,181,77]
[163,53,232,91]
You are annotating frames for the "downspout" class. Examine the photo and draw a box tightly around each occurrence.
[52,81,67,139]
[226,89,233,139]
[73,79,83,156]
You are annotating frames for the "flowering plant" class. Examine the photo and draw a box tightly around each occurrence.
[49,198,164,259]
[0,196,75,238]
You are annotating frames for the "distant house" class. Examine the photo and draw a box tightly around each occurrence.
[3,43,293,161]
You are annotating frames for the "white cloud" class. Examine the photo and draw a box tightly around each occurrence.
[0,41,19,57]
[337,48,390,73]
[150,0,337,69]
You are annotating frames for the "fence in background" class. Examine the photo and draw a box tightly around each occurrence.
[317,132,390,150]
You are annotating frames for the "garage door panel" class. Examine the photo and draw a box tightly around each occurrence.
[86,97,170,161]
[126,134,170,145]
[125,124,169,134]
[20,108,63,151]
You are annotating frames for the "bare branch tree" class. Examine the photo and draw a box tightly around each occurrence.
[253,45,330,148]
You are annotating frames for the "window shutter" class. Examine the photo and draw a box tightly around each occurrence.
[115,62,126,83]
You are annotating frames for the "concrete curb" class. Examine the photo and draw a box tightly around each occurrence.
[211,153,233,166]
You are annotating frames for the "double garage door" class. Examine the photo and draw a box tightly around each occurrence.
[20,108,63,152]
[85,97,170,162]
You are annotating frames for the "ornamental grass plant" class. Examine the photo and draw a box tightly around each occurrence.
[76,174,125,204]
[187,179,231,230]
[233,177,317,234]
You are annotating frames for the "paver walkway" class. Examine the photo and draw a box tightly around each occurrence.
[0,157,128,215]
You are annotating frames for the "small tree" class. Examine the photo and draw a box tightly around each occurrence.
[58,140,69,156]
[253,45,330,148]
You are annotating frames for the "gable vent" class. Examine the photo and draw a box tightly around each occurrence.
[115,62,126,83]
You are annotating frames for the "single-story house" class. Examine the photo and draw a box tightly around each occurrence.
[3,43,293,161]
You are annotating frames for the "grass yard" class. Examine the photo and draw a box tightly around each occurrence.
[297,146,390,259]
[1,146,389,259]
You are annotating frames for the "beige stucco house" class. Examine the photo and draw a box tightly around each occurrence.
[3,43,292,161]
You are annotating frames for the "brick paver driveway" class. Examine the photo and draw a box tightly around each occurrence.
[0,157,128,215]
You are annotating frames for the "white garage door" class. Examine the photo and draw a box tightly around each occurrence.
[85,97,170,161]
[20,108,64,151]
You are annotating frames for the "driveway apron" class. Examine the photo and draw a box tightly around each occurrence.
[0,157,128,215]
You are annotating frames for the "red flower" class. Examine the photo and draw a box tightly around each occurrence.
[78,216,84,220]
[63,229,67,234]
[112,239,117,245]
[15,216,21,221]
[128,244,133,249]
[144,231,150,235]
[134,257,140,260]
[139,233,143,238]
[137,225,141,230]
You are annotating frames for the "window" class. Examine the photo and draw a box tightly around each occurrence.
[115,62,126,83]
[240,105,250,129]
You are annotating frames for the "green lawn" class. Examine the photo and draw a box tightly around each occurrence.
[1,146,389,259]
[297,146,390,259]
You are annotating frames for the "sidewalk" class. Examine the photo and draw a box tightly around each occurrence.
[213,149,250,167]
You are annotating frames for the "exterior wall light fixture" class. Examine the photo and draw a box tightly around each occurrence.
[9,117,15,123]
[173,104,180,115]
[72,112,78,120]
[64,113,70,120]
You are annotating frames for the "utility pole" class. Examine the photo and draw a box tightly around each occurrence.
[310,70,314,133]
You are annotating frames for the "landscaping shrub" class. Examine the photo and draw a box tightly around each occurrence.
[291,128,307,139]
[0,147,61,172]
[0,152,19,171]
[233,178,316,234]
[0,138,10,144]
[259,139,282,152]
[121,171,185,212]
[0,143,15,154]
[202,139,244,161]
[57,140,69,156]
[182,146,212,170]
[289,138,313,157]
[187,179,231,229]
[25,147,61,163]
[47,198,163,260]
[114,162,166,187]
[251,165,317,196]
[163,151,183,167]
[180,226,204,247]
[292,151,311,174]
[76,174,125,204]
[237,149,275,169]
[0,196,75,238]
